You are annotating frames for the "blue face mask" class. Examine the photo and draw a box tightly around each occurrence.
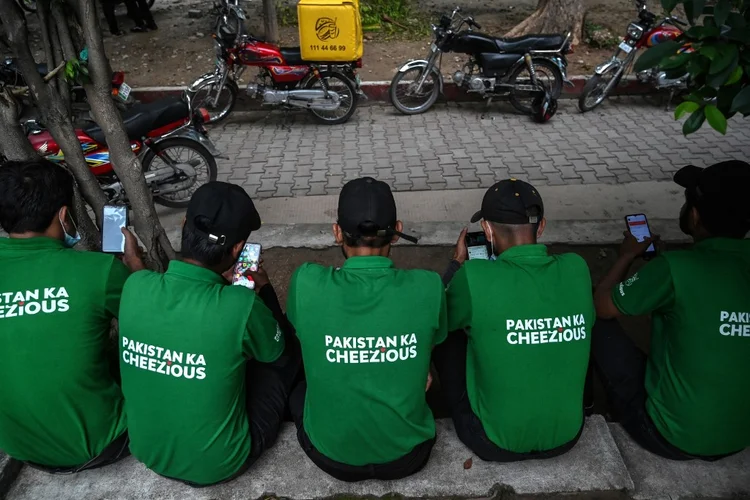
[59,212,81,248]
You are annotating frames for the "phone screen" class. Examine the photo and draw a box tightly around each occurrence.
[626,214,656,254]
[465,231,490,260]
[102,205,127,253]
[232,243,261,289]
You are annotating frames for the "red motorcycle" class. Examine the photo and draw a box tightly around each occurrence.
[579,0,690,112]
[25,94,218,208]
[188,23,360,125]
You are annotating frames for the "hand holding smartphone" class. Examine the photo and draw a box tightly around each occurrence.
[232,243,262,289]
[625,214,657,259]
[102,205,128,253]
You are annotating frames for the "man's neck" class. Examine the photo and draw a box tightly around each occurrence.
[182,258,224,274]
[9,231,57,240]
[496,238,536,255]
[344,246,390,258]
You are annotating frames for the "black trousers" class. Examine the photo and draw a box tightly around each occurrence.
[100,0,153,32]
[25,431,130,474]
[591,318,736,462]
[289,381,435,482]
[432,330,581,462]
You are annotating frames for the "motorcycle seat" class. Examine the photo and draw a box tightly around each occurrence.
[280,47,305,66]
[83,96,188,144]
[495,34,565,53]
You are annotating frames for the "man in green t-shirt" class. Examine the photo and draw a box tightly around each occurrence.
[287,177,447,482]
[0,159,144,472]
[437,179,594,461]
[593,160,750,460]
[118,182,300,486]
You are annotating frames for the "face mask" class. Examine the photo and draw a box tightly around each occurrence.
[59,212,81,248]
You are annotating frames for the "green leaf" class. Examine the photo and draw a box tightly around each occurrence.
[708,59,738,87]
[685,25,721,39]
[682,107,706,135]
[726,66,744,85]
[709,44,738,74]
[727,27,750,43]
[661,52,692,69]
[686,0,707,23]
[714,0,731,26]
[699,44,718,60]
[705,104,728,134]
[731,86,750,113]
[661,0,680,12]
[675,100,700,119]
[727,12,747,29]
[634,40,682,72]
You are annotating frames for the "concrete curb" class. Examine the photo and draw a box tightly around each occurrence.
[132,75,651,105]
[0,453,22,500]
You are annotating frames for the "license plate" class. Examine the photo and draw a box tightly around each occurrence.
[619,41,633,54]
[431,43,438,52]
[119,82,131,101]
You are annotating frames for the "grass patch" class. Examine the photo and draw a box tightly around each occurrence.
[584,21,619,49]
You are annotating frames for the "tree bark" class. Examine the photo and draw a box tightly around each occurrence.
[263,0,279,44]
[69,0,175,269]
[0,88,37,161]
[505,0,585,46]
[36,0,57,92]
[0,0,108,226]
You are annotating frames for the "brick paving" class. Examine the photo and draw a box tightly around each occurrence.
[208,98,750,199]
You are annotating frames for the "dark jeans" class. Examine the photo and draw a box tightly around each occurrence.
[25,431,130,474]
[289,382,435,482]
[591,318,735,462]
[433,330,581,462]
[100,0,154,32]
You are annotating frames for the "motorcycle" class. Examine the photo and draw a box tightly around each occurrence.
[24,93,218,208]
[1,57,136,117]
[390,6,572,116]
[578,0,690,112]
[188,21,361,125]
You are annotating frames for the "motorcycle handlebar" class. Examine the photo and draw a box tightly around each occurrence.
[468,17,482,30]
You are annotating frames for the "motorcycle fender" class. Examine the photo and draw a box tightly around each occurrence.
[594,59,622,76]
[158,127,224,159]
[187,73,220,93]
[549,56,574,87]
[397,60,444,93]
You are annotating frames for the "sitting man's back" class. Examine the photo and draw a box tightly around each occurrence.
[0,159,139,471]
[288,177,447,482]
[119,182,298,486]
[437,179,594,461]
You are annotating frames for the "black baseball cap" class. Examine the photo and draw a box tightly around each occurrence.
[471,179,544,224]
[674,160,750,223]
[337,177,418,243]
[186,182,261,246]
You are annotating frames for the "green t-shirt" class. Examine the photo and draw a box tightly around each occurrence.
[287,256,447,466]
[118,260,283,485]
[612,237,750,456]
[447,244,594,453]
[0,237,128,467]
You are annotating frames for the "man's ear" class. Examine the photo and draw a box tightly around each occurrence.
[690,206,701,230]
[230,240,246,262]
[481,219,492,241]
[333,223,344,246]
[537,217,547,239]
[392,220,404,244]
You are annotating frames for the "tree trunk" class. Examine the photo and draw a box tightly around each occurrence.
[0,0,108,226]
[263,0,279,44]
[505,0,585,46]
[69,0,175,269]
[36,0,57,92]
[0,88,37,161]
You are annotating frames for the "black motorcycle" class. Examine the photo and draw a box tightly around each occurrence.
[390,6,573,115]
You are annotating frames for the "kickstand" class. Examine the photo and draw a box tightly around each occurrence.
[664,89,676,112]
[480,96,495,120]
[274,107,292,132]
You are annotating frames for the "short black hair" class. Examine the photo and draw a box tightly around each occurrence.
[342,221,392,248]
[488,206,542,240]
[687,194,750,239]
[0,159,74,234]
[181,215,240,267]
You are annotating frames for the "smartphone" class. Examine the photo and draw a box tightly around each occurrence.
[625,214,656,258]
[465,231,490,260]
[102,205,128,253]
[232,243,261,289]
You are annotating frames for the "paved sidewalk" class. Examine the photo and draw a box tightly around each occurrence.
[209,98,750,199]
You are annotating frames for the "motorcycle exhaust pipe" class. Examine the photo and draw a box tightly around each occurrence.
[246,84,342,111]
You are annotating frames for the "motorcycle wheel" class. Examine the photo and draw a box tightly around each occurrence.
[389,65,440,115]
[305,70,358,125]
[191,79,238,124]
[508,59,563,115]
[17,0,36,12]
[578,67,624,113]
[141,138,218,208]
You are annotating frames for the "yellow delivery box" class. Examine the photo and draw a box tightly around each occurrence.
[298,0,363,62]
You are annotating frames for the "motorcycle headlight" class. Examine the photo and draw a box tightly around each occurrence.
[214,41,223,58]
[627,23,644,40]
